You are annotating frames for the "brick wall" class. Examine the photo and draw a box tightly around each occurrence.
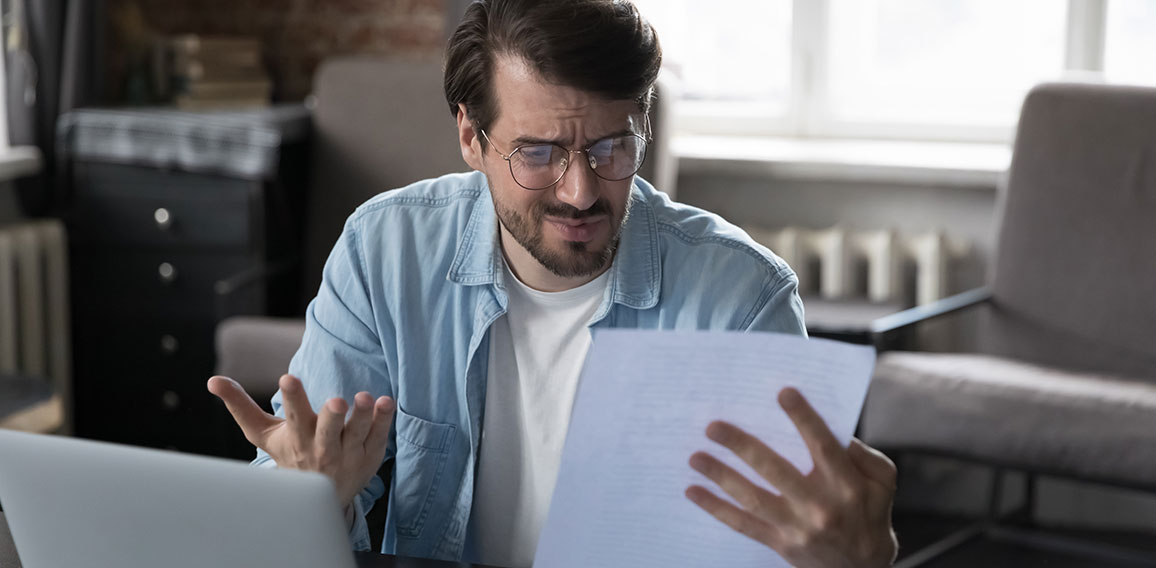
[112,0,447,102]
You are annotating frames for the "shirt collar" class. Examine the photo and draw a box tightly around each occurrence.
[447,177,662,310]
[446,182,503,286]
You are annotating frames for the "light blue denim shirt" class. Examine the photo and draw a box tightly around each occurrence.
[252,170,806,561]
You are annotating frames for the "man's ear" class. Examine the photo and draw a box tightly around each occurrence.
[457,103,484,171]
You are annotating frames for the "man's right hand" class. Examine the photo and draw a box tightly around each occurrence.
[207,374,396,509]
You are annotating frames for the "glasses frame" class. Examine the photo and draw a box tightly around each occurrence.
[478,119,652,191]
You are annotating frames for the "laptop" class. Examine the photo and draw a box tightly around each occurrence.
[0,429,356,568]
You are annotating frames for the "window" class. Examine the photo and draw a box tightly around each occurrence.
[1104,0,1156,86]
[825,0,1065,130]
[633,0,1155,142]
[640,0,792,107]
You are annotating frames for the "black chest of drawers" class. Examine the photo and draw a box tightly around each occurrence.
[60,106,311,458]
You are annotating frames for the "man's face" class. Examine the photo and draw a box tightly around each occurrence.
[460,57,642,281]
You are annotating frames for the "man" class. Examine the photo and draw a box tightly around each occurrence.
[208,1,898,566]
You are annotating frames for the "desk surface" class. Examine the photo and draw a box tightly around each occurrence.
[0,512,498,568]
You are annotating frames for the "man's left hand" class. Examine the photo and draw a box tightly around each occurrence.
[686,387,898,568]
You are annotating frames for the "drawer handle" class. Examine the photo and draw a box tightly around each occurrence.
[160,334,180,355]
[154,207,173,231]
[158,262,178,284]
[162,390,181,411]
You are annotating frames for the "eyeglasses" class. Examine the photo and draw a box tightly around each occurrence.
[479,128,651,190]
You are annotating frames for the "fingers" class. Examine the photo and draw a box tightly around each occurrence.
[207,376,279,446]
[848,438,898,491]
[689,451,789,524]
[315,397,348,470]
[778,387,850,473]
[363,396,397,455]
[705,421,807,498]
[341,392,375,452]
[685,485,778,549]
[280,374,317,450]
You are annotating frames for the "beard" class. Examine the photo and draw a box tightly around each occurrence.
[491,183,632,279]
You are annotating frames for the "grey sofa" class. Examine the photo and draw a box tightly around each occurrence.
[215,56,674,405]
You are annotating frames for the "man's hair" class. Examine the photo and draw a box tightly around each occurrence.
[444,0,662,149]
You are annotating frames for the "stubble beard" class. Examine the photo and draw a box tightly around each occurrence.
[492,183,633,279]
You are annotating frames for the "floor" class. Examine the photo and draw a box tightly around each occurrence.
[892,511,1156,567]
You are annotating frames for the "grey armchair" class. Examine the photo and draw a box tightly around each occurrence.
[861,83,1156,564]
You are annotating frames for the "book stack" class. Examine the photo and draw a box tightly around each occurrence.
[162,35,272,110]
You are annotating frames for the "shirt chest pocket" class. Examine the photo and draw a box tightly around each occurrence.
[393,407,457,539]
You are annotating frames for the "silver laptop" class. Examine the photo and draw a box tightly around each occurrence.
[0,429,356,568]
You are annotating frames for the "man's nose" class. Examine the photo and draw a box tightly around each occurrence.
[553,152,600,211]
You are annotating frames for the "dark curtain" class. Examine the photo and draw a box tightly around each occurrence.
[4,0,103,216]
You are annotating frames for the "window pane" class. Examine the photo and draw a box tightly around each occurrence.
[632,0,791,111]
[1104,0,1156,86]
[827,0,1066,127]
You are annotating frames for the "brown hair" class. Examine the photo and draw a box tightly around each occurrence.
[443,0,662,149]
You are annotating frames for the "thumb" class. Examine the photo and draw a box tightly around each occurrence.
[848,438,898,491]
[207,376,279,445]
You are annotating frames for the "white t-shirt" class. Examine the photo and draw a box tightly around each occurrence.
[467,259,610,568]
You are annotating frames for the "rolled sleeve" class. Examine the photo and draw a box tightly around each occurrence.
[744,269,808,337]
[251,214,396,551]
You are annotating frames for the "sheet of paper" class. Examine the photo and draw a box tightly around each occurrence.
[533,329,876,568]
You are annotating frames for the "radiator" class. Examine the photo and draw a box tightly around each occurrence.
[743,225,968,307]
[0,220,71,432]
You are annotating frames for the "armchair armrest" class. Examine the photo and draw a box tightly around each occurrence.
[213,259,296,296]
[870,286,992,350]
[212,258,298,320]
[0,373,63,433]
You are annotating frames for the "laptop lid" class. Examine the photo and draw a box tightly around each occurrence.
[0,430,357,568]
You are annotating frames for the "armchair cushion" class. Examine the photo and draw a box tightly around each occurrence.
[861,352,1156,488]
[983,83,1156,375]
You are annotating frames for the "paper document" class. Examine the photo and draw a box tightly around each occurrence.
[533,329,876,568]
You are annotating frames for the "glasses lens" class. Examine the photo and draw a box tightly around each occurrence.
[507,135,649,189]
[510,144,567,189]
[590,135,647,181]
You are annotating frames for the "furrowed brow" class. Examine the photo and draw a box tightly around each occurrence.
[583,129,634,148]
[512,135,563,146]
[511,128,637,149]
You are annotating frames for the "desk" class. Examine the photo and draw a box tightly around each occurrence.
[0,512,499,568]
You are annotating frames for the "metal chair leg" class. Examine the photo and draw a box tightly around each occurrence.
[987,466,1005,519]
[893,522,987,568]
